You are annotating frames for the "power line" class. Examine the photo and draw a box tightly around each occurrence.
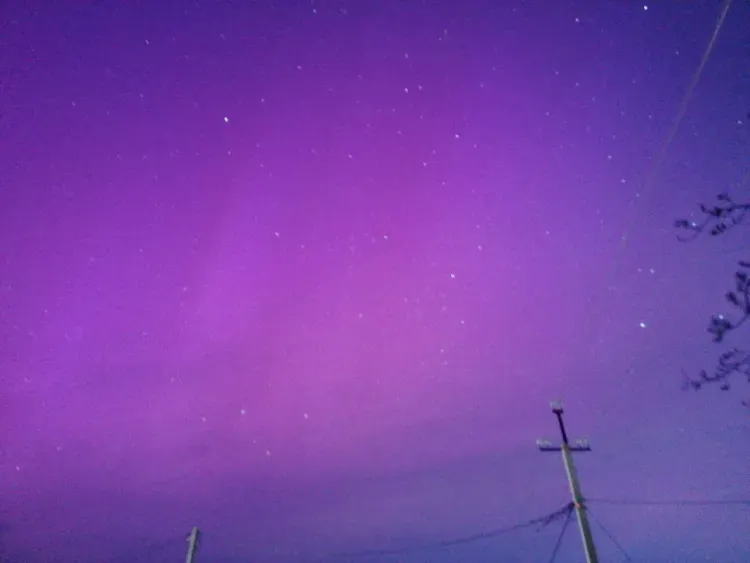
[333,502,573,558]
[587,497,750,507]
[617,0,733,250]
[642,0,733,193]
[591,0,735,347]
[588,509,633,562]
[546,505,574,563]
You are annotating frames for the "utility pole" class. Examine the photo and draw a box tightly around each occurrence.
[185,527,201,563]
[537,401,599,563]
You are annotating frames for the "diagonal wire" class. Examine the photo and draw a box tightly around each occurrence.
[587,497,750,507]
[617,0,733,251]
[588,508,633,562]
[547,504,574,563]
[333,502,573,557]
[588,0,735,349]
[642,0,733,192]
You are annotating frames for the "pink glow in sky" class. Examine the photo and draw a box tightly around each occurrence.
[2,2,749,562]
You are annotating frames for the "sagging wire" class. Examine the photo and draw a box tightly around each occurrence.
[333,502,574,558]
[546,503,575,563]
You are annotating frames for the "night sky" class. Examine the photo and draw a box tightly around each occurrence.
[2,1,750,562]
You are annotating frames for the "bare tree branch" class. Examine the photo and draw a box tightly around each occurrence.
[675,192,750,399]
[675,192,750,241]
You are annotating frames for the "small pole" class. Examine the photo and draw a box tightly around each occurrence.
[537,401,599,563]
[185,527,201,563]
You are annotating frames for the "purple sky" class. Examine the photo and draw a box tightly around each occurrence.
[2,1,750,562]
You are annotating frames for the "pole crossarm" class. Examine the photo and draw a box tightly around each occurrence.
[537,442,591,453]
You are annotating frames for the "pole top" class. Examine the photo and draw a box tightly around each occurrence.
[550,400,564,414]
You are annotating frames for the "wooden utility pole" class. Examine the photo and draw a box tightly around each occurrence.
[537,401,599,563]
[185,527,201,563]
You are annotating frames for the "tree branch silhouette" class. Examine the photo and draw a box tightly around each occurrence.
[675,191,750,402]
